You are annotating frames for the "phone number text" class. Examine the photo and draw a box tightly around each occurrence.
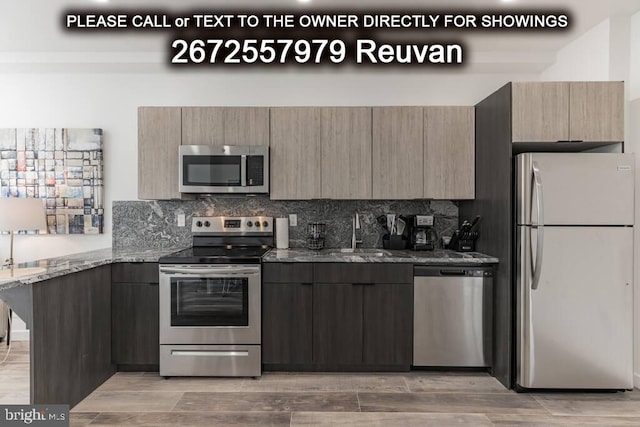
[171,38,347,65]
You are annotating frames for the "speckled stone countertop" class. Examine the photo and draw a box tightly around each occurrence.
[0,247,498,292]
[263,248,499,265]
[0,247,185,292]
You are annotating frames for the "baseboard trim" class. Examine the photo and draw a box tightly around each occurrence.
[10,329,29,341]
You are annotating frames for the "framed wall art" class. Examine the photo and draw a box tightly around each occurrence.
[0,128,104,234]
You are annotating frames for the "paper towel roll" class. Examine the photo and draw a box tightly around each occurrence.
[276,218,289,249]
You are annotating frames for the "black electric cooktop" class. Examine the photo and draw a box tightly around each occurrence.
[158,246,271,264]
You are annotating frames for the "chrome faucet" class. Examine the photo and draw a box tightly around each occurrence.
[351,212,362,250]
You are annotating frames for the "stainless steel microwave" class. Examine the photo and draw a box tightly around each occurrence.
[179,145,269,194]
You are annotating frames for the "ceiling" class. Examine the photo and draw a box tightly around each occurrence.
[1,0,639,73]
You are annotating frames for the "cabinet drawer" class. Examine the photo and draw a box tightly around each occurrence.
[263,263,313,283]
[112,263,159,283]
[314,264,412,284]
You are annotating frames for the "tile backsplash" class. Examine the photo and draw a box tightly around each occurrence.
[112,198,458,250]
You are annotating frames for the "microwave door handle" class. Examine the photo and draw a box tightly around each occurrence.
[241,155,247,187]
[531,161,544,291]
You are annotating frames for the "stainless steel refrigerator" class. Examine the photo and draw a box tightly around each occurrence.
[516,152,635,390]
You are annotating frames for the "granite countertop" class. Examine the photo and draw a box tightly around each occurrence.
[0,246,498,292]
[0,247,185,292]
[263,248,499,265]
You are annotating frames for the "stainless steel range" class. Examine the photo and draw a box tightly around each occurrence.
[158,216,273,377]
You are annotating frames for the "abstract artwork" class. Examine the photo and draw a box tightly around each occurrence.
[0,128,104,234]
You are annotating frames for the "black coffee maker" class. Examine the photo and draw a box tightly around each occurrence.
[407,215,438,251]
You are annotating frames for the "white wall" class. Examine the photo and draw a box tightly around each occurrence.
[541,12,640,389]
[541,19,611,81]
[631,12,640,100]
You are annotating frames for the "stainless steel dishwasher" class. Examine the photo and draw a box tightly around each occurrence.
[413,266,493,367]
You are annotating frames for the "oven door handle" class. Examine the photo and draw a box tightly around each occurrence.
[160,267,260,276]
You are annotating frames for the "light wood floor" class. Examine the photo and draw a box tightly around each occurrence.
[2,342,639,426]
[0,340,29,405]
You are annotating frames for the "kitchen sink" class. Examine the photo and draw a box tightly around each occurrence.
[328,249,411,258]
[330,249,388,256]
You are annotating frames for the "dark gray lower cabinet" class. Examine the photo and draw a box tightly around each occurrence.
[31,265,114,407]
[111,282,159,366]
[313,282,412,369]
[362,283,413,366]
[111,263,159,370]
[262,282,313,365]
[262,263,313,366]
[313,283,363,365]
[313,263,413,369]
[263,263,413,371]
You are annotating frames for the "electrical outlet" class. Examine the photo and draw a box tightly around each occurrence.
[289,214,297,227]
[177,214,186,227]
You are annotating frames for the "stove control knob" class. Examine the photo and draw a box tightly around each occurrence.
[263,221,269,228]
[204,221,211,227]
[196,221,203,228]
[246,221,253,227]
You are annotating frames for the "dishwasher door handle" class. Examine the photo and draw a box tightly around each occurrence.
[439,270,466,276]
[414,266,476,277]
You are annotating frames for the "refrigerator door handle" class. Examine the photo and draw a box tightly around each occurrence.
[531,161,544,290]
[522,227,535,385]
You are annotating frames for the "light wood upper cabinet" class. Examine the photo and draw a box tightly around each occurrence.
[138,107,183,200]
[569,82,624,142]
[372,107,424,199]
[424,107,475,200]
[512,82,570,143]
[181,107,269,146]
[511,81,624,143]
[270,107,322,200]
[181,107,224,146]
[139,105,477,201]
[321,107,372,199]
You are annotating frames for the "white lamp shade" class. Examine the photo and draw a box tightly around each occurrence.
[0,197,48,232]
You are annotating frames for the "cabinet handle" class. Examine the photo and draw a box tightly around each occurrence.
[556,140,571,143]
[352,283,375,286]
[301,283,313,286]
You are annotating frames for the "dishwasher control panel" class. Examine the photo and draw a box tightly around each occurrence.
[414,266,493,277]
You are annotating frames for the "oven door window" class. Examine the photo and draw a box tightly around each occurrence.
[183,155,242,186]
[171,277,248,326]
